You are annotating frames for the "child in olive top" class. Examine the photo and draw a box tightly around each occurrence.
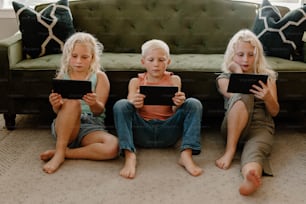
[216,29,279,195]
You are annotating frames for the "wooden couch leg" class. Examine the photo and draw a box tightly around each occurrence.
[3,113,16,130]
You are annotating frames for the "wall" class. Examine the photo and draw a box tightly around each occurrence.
[0,9,18,40]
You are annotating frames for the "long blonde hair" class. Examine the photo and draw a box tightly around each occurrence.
[222,29,277,79]
[56,32,103,79]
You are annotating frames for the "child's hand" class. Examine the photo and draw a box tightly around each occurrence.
[250,80,271,100]
[83,92,97,106]
[49,92,64,112]
[132,93,145,109]
[173,91,186,106]
[228,61,242,73]
[49,92,63,108]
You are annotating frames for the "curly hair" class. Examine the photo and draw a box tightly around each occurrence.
[56,32,104,79]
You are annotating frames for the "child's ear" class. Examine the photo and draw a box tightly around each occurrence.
[167,58,171,65]
[141,57,145,65]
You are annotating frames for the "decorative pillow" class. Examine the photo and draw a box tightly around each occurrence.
[252,0,306,61]
[12,0,75,58]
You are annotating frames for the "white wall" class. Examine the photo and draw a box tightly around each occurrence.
[0,9,18,40]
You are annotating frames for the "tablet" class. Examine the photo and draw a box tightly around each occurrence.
[227,73,268,94]
[139,85,178,105]
[52,79,92,99]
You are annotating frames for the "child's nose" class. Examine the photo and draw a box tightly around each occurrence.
[153,60,159,66]
[243,55,249,61]
[76,57,82,62]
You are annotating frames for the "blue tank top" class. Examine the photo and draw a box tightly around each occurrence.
[63,73,106,121]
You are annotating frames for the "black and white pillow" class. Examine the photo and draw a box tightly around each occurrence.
[12,0,75,58]
[252,0,306,61]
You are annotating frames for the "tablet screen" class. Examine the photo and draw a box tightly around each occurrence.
[227,73,268,94]
[139,86,178,105]
[52,79,92,99]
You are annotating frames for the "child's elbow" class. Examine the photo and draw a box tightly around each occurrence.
[270,105,280,117]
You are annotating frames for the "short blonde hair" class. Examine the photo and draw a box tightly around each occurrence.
[141,39,170,58]
[57,32,103,79]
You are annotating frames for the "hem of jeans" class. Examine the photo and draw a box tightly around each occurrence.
[180,145,201,155]
[119,146,136,157]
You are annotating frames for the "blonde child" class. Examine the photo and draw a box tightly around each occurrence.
[113,39,203,179]
[216,29,279,195]
[40,32,118,174]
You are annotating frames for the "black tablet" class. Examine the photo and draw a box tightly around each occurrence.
[52,79,92,99]
[227,73,268,94]
[139,85,178,105]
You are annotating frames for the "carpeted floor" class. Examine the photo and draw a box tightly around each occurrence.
[0,114,306,204]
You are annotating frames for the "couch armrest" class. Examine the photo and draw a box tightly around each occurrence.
[0,32,23,75]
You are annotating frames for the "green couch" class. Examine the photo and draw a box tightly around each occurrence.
[0,0,305,130]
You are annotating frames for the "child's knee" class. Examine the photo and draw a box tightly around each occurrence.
[185,98,203,111]
[113,99,133,112]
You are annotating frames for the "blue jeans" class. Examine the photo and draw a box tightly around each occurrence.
[113,98,203,155]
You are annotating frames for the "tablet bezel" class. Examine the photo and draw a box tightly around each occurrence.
[52,79,92,99]
[139,85,178,105]
[227,73,268,94]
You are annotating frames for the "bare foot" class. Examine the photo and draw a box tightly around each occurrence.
[120,151,137,179]
[40,150,56,161]
[215,151,235,170]
[178,149,203,176]
[42,151,65,174]
[239,169,262,196]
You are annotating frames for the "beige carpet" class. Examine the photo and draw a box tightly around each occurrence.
[0,114,306,204]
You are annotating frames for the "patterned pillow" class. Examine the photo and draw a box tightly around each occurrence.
[252,0,306,61]
[12,0,75,58]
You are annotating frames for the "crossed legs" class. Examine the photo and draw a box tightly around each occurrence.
[41,100,80,173]
[40,100,118,174]
[41,131,118,173]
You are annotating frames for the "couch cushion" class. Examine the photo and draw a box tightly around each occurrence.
[11,54,61,70]
[252,0,306,61]
[12,0,75,59]
[11,53,305,73]
[10,53,224,72]
[101,53,224,72]
[266,56,306,71]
